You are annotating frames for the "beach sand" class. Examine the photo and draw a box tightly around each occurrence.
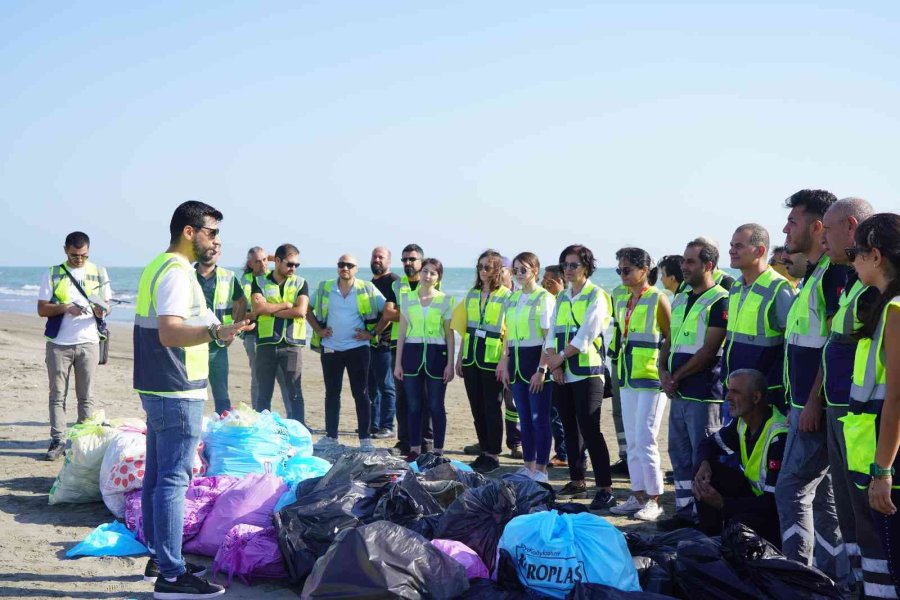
[0,311,673,598]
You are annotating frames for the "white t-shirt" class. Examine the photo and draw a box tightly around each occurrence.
[38,265,113,346]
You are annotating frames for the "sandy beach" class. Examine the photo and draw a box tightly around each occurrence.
[0,310,673,599]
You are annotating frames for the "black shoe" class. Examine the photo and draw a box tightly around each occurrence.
[144,559,208,583]
[393,440,411,455]
[422,439,434,454]
[463,442,481,456]
[373,428,394,439]
[557,481,588,499]
[589,489,617,511]
[45,440,66,461]
[508,447,524,460]
[474,455,500,474]
[153,572,223,599]
[610,459,629,476]
[469,454,487,469]
[665,470,674,485]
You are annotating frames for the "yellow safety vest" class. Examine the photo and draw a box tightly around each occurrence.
[553,282,610,379]
[607,284,629,363]
[505,288,554,383]
[462,286,511,370]
[822,278,869,407]
[400,290,453,378]
[255,274,308,347]
[44,262,108,340]
[738,410,788,496]
[615,286,663,389]
[668,285,729,401]
[310,278,381,351]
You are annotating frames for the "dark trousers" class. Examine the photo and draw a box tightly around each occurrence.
[394,349,431,450]
[321,345,371,439]
[208,344,230,415]
[403,374,447,449]
[463,365,504,455]
[368,346,396,431]
[254,343,304,423]
[503,387,521,450]
[697,458,782,548]
[871,489,900,597]
[555,377,612,488]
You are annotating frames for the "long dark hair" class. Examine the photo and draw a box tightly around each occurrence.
[856,213,900,338]
[615,247,659,286]
[473,249,502,291]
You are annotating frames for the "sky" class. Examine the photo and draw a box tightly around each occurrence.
[2,1,899,268]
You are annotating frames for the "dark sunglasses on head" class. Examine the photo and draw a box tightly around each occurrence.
[194,225,220,238]
[512,267,530,275]
[476,264,493,272]
[400,257,420,263]
[616,267,634,276]
[560,262,581,271]
[845,247,862,262]
[282,261,300,269]
[338,262,356,269]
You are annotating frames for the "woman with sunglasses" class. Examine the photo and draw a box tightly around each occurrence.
[497,252,555,477]
[609,247,672,522]
[455,249,512,474]
[394,258,455,461]
[842,213,900,592]
[542,244,616,510]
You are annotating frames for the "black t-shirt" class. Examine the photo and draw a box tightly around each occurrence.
[250,272,309,301]
[371,273,400,347]
[684,291,728,329]
[718,274,736,290]
[806,260,851,318]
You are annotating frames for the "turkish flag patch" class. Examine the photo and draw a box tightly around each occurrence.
[768,459,781,470]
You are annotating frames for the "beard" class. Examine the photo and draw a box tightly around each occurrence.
[403,265,418,277]
[194,238,218,265]
[370,262,385,276]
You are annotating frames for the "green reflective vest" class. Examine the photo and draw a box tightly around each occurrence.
[255,274,308,347]
[725,267,789,346]
[400,290,453,378]
[785,255,831,350]
[205,267,236,326]
[608,284,629,363]
[822,278,868,407]
[738,410,788,496]
[712,269,728,287]
[44,262,108,340]
[310,278,381,351]
[505,287,554,382]
[668,284,728,401]
[241,271,255,302]
[462,286,511,370]
[552,281,610,379]
[615,286,663,389]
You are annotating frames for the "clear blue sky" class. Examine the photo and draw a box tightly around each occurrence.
[2,1,899,268]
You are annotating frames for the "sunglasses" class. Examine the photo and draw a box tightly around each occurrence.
[68,253,89,260]
[616,267,634,276]
[338,262,356,270]
[282,261,300,269]
[559,262,581,271]
[476,264,493,272]
[845,247,863,262]
[400,257,420,263]
[194,225,220,238]
[512,267,530,275]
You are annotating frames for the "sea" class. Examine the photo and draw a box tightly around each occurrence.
[0,266,630,323]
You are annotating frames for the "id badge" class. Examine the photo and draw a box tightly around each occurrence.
[323,348,335,354]
[475,329,487,339]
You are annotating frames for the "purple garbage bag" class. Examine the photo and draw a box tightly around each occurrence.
[432,539,490,580]
[212,524,288,586]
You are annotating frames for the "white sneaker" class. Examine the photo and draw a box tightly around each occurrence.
[359,438,375,451]
[634,498,664,521]
[530,470,549,483]
[313,436,338,450]
[609,495,643,515]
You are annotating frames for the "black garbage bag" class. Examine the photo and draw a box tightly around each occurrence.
[566,583,678,599]
[433,479,553,570]
[415,452,452,471]
[460,579,552,599]
[674,537,761,600]
[424,462,488,489]
[373,474,445,538]
[720,522,841,600]
[626,527,706,597]
[274,480,368,583]
[420,479,467,509]
[632,556,655,574]
[315,449,410,490]
[554,502,590,515]
[500,472,557,507]
[300,520,469,599]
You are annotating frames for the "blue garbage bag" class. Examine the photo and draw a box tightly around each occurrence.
[281,454,331,485]
[67,521,148,557]
[498,511,640,599]
[204,411,290,477]
[272,413,313,458]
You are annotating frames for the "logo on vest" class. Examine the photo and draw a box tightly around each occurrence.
[516,544,586,586]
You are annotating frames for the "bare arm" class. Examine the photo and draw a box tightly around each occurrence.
[657,294,672,342]
[871,307,900,515]
[38,300,80,317]
[381,301,400,324]
[252,293,290,316]
[232,297,247,323]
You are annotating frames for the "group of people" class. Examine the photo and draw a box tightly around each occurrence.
[38,193,900,599]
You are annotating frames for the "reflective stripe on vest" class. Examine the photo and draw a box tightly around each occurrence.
[608,284,629,363]
[241,271,255,303]
[785,255,831,349]
[829,278,868,343]
[553,281,608,378]
[210,267,235,326]
[390,275,414,347]
[738,410,788,496]
[615,286,662,389]
[45,262,106,340]
[725,267,790,347]
[133,253,209,394]
[255,274,308,346]
[669,285,728,356]
[401,291,452,378]
[462,286,511,370]
[310,278,380,351]
[712,269,728,286]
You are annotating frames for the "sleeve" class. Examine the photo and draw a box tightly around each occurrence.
[770,282,796,331]
[443,296,455,321]
[538,294,555,330]
[567,293,606,354]
[372,284,386,311]
[231,276,245,302]
[822,264,851,318]
[154,268,192,319]
[250,277,263,297]
[544,299,561,351]
[450,300,468,337]
[298,280,309,297]
[38,270,53,302]
[707,297,728,329]
[100,267,113,302]
[719,274,736,290]
[698,418,739,465]
[384,278,398,305]
[763,431,786,493]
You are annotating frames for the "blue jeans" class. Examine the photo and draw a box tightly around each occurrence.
[403,373,447,449]
[140,394,204,579]
[368,346,396,431]
[208,343,230,414]
[512,381,553,465]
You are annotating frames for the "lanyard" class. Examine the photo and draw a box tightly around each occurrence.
[624,289,646,338]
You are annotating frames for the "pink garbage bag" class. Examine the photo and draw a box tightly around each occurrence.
[212,524,288,586]
[431,538,490,580]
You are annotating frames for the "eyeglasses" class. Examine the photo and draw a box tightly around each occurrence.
[194,225,220,238]
[845,247,862,262]
[282,261,300,269]
[560,262,581,271]
[338,262,356,270]
[68,253,88,260]
[512,267,530,275]
[400,257,420,263]
[616,267,634,276]
[476,264,493,272]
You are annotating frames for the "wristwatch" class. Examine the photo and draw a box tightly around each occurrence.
[870,462,895,479]
[537,366,548,374]
[207,324,220,341]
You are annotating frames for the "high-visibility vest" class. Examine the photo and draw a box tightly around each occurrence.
[133,253,208,395]
[399,290,453,378]
[615,286,663,390]
[822,278,869,407]
[310,278,381,351]
[553,281,610,379]
[842,296,900,489]
[712,269,729,287]
[668,285,728,401]
[461,286,511,370]
[607,284,629,363]
[255,274,308,347]
[737,410,788,496]
[44,262,108,340]
[785,255,831,350]
[241,271,255,302]
[390,275,440,348]
[203,267,236,326]
[505,287,554,383]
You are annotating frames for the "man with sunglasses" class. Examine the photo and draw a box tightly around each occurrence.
[38,231,112,460]
[250,243,308,423]
[308,254,385,451]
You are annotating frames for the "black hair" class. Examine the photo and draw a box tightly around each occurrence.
[855,213,900,339]
[421,258,444,281]
[473,249,502,291]
[169,200,223,244]
[785,189,838,220]
[402,243,424,257]
[275,244,299,260]
[544,265,563,279]
[686,238,720,268]
[616,247,658,285]
[64,231,90,248]
[771,245,788,255]
[657,255,684,283]
[558,244,596,277]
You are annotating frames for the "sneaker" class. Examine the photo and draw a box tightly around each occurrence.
[474,455,500,474]
[557,481,588,499]
[373,428,394,439]
[144,559,207,583]
[359,438,375,451]
[589,490,617,511]
[463,442,481,456]
[610,459,629,476]
[45,440,66,461]
[548,455,568,468]
[634,498,664,522]
[153,572,224,599]
[515,467,549,484]
[313,436,339,450]
[609,495,644,515]
[508,447,524,460]
[469,454,487,469]
[392,440,411,456]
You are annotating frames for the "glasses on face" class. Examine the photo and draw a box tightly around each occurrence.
[282,261,300,269]
[476,264,493,272]
[616,267,634,276]
[845,247,862,262]
[512,267,530,275]
[194,225,220,238]
[68,253,88,260]
[560,262,581,271]
[338,262,356,270]
[400,257,420,264]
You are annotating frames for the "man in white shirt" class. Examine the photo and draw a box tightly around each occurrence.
[37,231,112,460]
